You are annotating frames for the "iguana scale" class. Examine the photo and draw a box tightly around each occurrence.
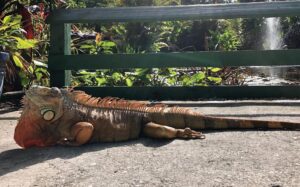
[14,86,300,148]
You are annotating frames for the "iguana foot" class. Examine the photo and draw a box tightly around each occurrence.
[57,138,81,146]
[57,122,94,146]
[143,122,205,139]
[177,128,205,139]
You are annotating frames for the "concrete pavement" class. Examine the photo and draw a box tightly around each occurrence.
[0,100,299,186]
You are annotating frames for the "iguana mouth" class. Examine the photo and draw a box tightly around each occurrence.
[19,139,47,148]
[14,114,46,148]
[15,112,59,148]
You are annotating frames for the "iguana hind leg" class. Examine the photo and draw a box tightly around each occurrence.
[143,122,205,139]
[58,122,94,146]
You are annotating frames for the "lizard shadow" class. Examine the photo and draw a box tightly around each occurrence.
[1,128,297,176]
[0,138,172,176]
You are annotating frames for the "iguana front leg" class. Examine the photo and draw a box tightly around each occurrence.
[143,122,205,139]
[58,122,94,146]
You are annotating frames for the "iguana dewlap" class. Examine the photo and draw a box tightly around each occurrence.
[14,86,300,148]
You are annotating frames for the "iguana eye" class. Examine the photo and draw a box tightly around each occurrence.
[41,109,55,121]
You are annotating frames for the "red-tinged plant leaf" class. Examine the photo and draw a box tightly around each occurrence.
[17,3,34,39]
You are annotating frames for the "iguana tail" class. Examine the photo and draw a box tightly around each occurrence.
[147,107,300,130]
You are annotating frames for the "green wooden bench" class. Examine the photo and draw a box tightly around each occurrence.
[46,1,300,100]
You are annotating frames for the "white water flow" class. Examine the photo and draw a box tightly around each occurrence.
[264,16,283,50]
[260,0,286,78]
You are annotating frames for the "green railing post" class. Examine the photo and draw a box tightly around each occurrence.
[49,23,71,87]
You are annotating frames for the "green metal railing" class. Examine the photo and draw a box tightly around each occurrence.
[47,1,300,100]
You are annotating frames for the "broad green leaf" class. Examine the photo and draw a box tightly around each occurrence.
[208,76,222,84]
[154,42,168,48]
[80,44,94,49]
[12,54,24,69]
[182,76,192,86]
[192,72,205,81]
[79,70,94,75]
[112,72,122,81]
[167,77,176,85]
[12,37,37,49]
[182,72,205,86]
[35,67,49,76]
[28,65,34,74]
[10,15,22,26]
[99,41,116,47]
[2,16,11,24]
[96,78,107,86]
[167,68,177,76]
[103,50,113,54]
[135,68,150,76]
[18,72,30,87]
[0,26,9,31]
[125,78,133,87]
[210,68,222,73]
[35,72,43,81]
[40,68,49,74]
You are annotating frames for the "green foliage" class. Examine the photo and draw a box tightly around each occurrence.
[69,1,253,87]
[8,0,290,89]
[72,67,224,87]
[1,15,33,87]
[209,19,242,51]
[240,18,264,50]
[0,15,48,88]
[182,72,205,86]
[0,15,37,50]
[79,40,117,54]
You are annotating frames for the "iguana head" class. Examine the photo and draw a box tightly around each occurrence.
[14,86,65,148]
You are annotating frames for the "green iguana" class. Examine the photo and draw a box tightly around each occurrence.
[14,86,300,148]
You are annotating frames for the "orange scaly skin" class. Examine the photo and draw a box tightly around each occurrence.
[14,86,300,148]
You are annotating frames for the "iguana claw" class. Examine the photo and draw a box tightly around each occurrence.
[178,128,205,139]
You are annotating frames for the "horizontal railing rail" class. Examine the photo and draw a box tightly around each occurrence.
[49,49,300,70]
[76,86,300,100]
[46,1,300,23]
[47,1,300,99]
